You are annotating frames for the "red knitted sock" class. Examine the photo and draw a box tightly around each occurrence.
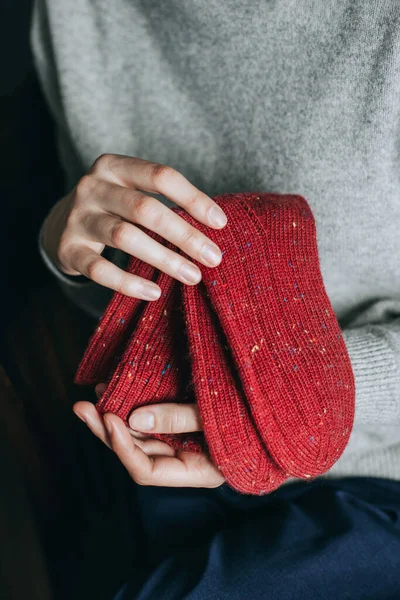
[184,281,287,494]
[75,261,156,385]
[94,268,203,453]
[188,194,355,478]
[76,192,355,492]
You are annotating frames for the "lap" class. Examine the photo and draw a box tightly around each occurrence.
[118,477,400,600]
[3,282,145,599]
[6,283,400,600]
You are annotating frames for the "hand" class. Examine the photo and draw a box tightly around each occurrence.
[43,154,227,299]
[73,384,225,488]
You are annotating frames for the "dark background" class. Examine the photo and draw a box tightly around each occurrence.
[1,0,64,318]
[1,5,151,600]
[0,5,127,599]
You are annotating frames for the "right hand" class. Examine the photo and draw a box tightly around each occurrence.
[42,154,227,300]
[73,384,225,489]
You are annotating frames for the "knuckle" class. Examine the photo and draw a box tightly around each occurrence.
[177,412,188,432]
[133,196,160,226]
[118,278,138,297]
[166,409,185,433]
[75,175,97,203]
[110,221,131,248]
[86,258,105,281]
[133,196,152,220]
[117,271,143,297]
[151,163,176,187]
[119,188,140,213]
[179,226,199,251]
[91,153,113,174]
[159,249,178,272]
[184,192,201,208]
[66,206,87,231]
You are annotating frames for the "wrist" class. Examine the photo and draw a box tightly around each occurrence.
[42,195,78,275]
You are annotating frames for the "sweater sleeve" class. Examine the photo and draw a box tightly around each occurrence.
[38,220,112,319]
[341,298,400,426]
[31,0,113,318]
[30,0,86,191]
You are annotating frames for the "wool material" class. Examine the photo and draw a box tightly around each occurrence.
[76,193,355,494]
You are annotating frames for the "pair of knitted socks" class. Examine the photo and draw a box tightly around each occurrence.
[76,193,355,494]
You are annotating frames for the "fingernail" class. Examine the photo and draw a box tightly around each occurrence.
[208,205,227,228]
[140,283,161,300]
[129,411,155,431]
[201,243,222,267]
[179,263,201,284]
[75,412,86,424]
[104,416,113,434]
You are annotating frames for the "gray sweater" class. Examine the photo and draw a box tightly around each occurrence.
[31,0,400,481]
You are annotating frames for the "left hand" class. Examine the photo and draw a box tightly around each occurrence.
[73,385,225,488]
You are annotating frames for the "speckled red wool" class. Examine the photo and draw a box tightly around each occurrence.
[91,264,203,454]
[191,195,355,479]
[76,261,156,385]
[183,282,287,494]
[76,193,355,494]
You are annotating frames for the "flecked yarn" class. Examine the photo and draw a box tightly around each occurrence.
[76,193,355,494]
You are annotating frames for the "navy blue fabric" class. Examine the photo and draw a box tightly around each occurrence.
[114,478,400,600]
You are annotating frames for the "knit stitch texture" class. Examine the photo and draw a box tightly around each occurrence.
[76,193,355,494]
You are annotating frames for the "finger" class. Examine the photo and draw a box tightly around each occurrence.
[129,429,149,440]
[91,390,169,446]
[74,401,174,456]
[95,383,107,400]
[130,435,177,457]
[73,402,112,450]
[83,213,205,285]
[105,413,224,487]
[94,185,223,268]
[128,403,203,434]
[68,244,161,299]
[91,154,227,229]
